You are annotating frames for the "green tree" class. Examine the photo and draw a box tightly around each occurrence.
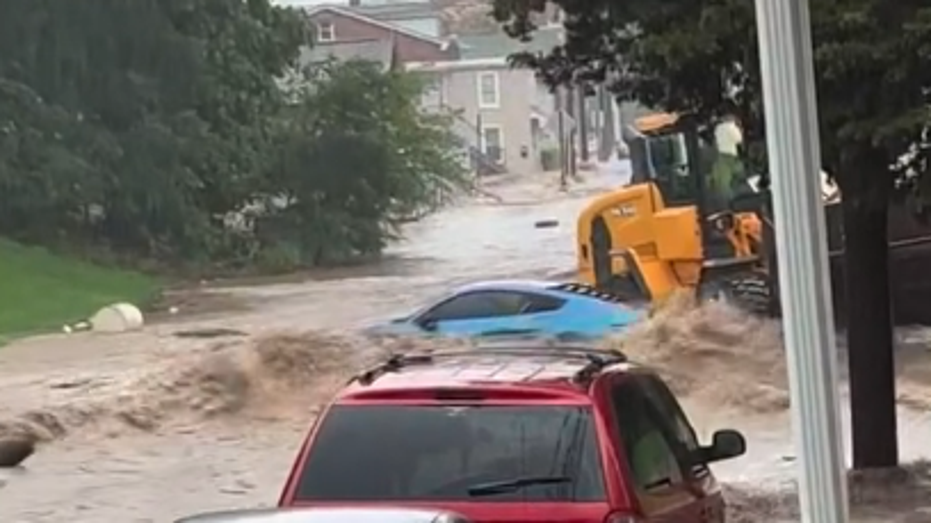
[0,0,306,263]
[0,1,463,273]
[492,0,931,468]
[256,59,467,268]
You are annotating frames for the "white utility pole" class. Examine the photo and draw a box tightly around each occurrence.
[753,0,849,521]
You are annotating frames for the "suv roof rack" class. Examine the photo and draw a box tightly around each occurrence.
[351,344,628,387]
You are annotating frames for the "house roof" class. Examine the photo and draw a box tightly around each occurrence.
[458,26,563,60]
[347,1,438,22]
[299,40,395,71]
[303,4,448,46]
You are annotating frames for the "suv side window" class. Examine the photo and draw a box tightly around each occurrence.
[608,379,684,490]
[638,375,700,450]
[636,375,707,475]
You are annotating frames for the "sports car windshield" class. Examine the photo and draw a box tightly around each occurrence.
[293,404,606,502]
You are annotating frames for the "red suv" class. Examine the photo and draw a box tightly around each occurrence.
[278,342,746,522]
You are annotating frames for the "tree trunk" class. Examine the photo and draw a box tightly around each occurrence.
[843,195,898,469]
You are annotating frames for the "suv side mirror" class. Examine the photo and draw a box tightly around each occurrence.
[701,429,746,464]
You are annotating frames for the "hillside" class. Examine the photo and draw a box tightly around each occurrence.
[0,239,160,340]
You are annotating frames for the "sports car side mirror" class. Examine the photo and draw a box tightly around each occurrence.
[419,318,438,332]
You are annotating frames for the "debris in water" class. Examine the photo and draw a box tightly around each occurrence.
[0,438,35,468]
[0,331,463,450]
[173,328,247,339]
[604,292,789,412]
[89,302,144,333]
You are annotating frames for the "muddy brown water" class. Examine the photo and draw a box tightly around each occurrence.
[2,168,931,522]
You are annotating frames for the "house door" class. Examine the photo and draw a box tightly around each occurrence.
[482,126,504,164]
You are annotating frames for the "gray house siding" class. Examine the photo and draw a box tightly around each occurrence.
[439,65,544,174]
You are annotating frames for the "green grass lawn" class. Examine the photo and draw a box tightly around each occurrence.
[0,239,161,342]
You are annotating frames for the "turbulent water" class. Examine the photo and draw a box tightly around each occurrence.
[2,168,931,522]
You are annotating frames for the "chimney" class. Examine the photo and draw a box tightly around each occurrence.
[348,0,361,6]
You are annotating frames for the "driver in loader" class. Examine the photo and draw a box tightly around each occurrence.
[705,115,751,213]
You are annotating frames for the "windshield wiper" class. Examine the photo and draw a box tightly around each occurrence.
[467,475,571,497]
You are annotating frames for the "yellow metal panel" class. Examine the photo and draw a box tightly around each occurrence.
[653,206,703,260]
[625,249,679,301]
[576,183,665,284]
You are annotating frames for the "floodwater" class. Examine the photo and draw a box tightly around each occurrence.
[1,166,931,522]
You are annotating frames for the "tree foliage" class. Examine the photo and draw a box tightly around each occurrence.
[491,0,931,468]
[495,0,931,197]
[257,59,467,267]
[0,0,465,272]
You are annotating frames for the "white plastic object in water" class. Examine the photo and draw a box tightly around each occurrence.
[89,302,145,333]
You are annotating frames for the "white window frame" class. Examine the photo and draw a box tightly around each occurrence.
[420,74,443,108]
[477,71,500,109]
[480,124,505,162]
[316,21,335,43]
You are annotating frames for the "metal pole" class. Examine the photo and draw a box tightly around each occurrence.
[598,86,616,162]
[556,88,567,189]
[753,0,848,522]
[566,86,578,177]
[475,112,484,184]
[578,84,589,163]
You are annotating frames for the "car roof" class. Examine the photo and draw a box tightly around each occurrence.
[451,280,634,308]
[338,342,634,402]
[452,279,558,294]
[175,507,465,523]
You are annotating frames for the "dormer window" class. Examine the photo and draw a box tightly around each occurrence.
[316,21,335,43]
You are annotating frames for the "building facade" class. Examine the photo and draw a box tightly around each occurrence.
[303,4,457,64]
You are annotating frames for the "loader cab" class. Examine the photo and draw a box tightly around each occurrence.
[625,113,746,258]
[625,113,779,302]
[626,113,753,213]
[626,113,703,207]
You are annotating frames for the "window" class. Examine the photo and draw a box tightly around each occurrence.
[294,405,606,501]
[419,290,561,323]
[636,375,706,473]
[608,380,686,491]
[481,125,504,163]
[316,21,335,42]
[420,75,442,108]
[636,130,693,207]
[421,291,513,322]
[522,292,566,313]
[477,71,500,108]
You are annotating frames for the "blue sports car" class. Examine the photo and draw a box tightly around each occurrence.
[364,280,645,339]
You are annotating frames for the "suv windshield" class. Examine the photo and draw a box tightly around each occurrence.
[293,404,605,502]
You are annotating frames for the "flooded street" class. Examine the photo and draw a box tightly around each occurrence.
[2,168,931,522]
